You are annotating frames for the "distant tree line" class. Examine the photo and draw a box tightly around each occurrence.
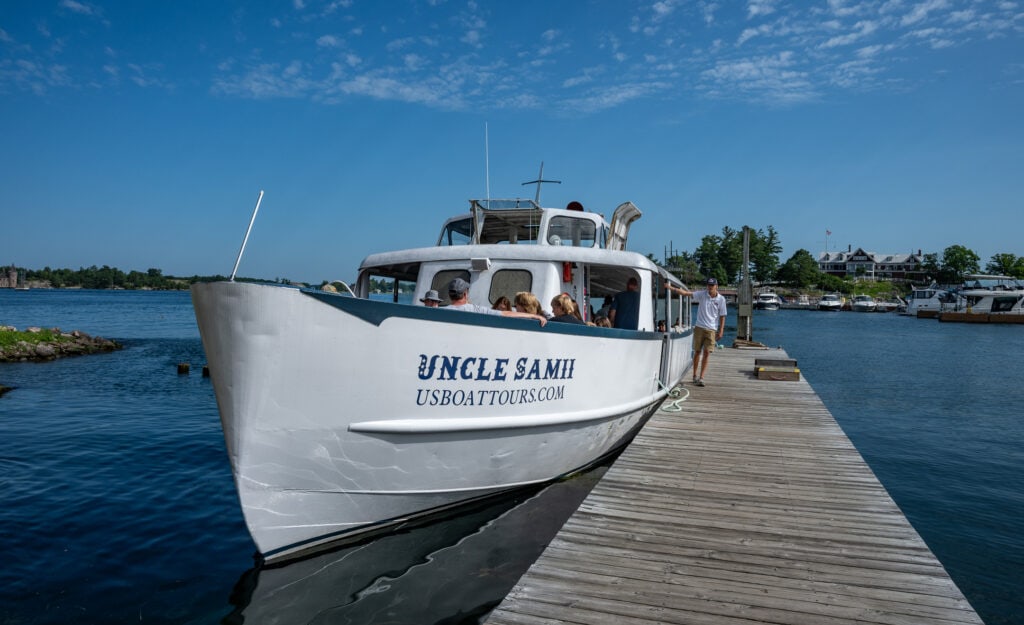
[20,266,246,290]
[16,240,1024,293]
[658,227,1024,293]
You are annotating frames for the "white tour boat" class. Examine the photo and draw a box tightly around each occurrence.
[192,194,695,563]
[754,291,781,311]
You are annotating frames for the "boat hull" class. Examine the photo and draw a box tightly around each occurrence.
[192,281,691,561]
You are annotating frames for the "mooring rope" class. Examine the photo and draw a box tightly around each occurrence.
[658,381,690,413]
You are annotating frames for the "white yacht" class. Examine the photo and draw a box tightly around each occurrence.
[851,294,877,312]
[754,291,782,311]
[959,275,1024,314]
[817,293,843,312]
[903,282,961,317]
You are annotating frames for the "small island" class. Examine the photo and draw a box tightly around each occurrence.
[0,326,122,363]
[1,325,123,397]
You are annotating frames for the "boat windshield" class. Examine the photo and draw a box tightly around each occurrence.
[965,277,1023,290]
[436,199,602,248]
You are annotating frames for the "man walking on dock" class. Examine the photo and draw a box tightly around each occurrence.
[666,277,728,386]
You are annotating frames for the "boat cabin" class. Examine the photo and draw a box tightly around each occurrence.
[354,199,688,331]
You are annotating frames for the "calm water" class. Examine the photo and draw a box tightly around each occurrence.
[1,290,1021,624]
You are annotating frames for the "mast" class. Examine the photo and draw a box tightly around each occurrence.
[521,162,561,204]
[484,122,490,203]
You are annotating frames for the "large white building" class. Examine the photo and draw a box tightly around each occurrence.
[818,247,927,282]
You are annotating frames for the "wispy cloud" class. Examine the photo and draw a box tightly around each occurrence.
[59,0,98,16]
[747,0,780,19]
[316,35,342,48]
[701,51,820,103]
[2,1,1021,109]
[561,81,672,113]
[821,20,879,48]
[900,0,951,26]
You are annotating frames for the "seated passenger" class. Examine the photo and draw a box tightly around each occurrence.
[514,291,546,317]
[444,279,546,326]
[560,293,584,321]
[420,289,442,308]
[492,295,512,311]
[594,314,611,328]
[549,293,585,324]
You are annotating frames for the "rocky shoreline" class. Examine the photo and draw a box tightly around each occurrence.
[1,326,123,397]
[0,326,122,363]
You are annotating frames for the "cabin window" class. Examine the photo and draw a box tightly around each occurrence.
[365,275,416,303]
[489,269,532,305]
[993,296,1019,312]
[548,216,597,247]
[438,218,473,246]
[430,269,471,305]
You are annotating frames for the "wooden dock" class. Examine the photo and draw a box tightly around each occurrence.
[486,347,982,625]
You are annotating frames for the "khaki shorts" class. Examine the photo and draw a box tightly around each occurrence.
[694,326,717,352]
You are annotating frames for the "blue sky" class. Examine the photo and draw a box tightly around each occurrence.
[2,1,1022,283]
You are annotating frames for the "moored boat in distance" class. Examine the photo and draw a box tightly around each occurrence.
[754,290,782,311]
[192,190,695,563]
[903,282,961,317]
[817,293,843,312]
[874,296,906,313]
[851,294,877,312]
[958,275,1024,314]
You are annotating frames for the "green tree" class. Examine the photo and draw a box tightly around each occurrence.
[717,227,743,284]
[694,235,726,284]
[986,253,1024,278]
[750,225,782,284]
[666,251,701,285]
[920,253,941,282]
[940,245,980,283]
[777,249,820,288]
[817,273,851,294]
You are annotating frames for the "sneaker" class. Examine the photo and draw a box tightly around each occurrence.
[695,378,705,387]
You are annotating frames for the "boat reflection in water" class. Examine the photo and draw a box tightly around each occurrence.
[223,460,611,625]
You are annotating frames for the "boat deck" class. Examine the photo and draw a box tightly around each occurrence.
[485,347,982,625]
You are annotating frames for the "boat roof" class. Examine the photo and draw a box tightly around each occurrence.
[361,242,656,270]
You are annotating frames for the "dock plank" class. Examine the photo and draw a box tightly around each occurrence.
[485,347,982,625]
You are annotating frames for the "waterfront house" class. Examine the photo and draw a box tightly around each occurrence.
[818,247,927,283]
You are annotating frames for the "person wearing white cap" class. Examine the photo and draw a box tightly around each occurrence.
[420,289,442,307]
[444,278,547,326]
[665,277,727,387]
